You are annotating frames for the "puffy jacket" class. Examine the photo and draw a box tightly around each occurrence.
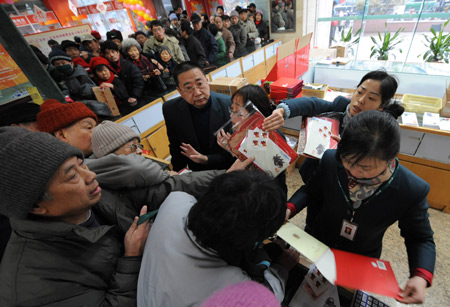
[181,35,207,68]
[220,27,235,57]
[110,58,144,100]
[143,35,185,64]
[240,19,258,39]
[0,169,224,306]
[214,32,226,60]
[64,64,96,101]
[229,24,247,57]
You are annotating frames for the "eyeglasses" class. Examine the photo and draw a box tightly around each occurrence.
[229,107,247,117]
[181,82,208,94]
[127,144,144,152]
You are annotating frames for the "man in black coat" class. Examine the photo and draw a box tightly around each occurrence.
[191,14,218,66]
[163,62,235,171]
[180,20,207,68]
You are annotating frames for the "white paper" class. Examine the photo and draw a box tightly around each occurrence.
[303,117,332,158]
[401,112,419,127]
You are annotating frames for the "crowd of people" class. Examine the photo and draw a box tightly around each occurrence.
[0,3,437,307]
[30,4,272,118]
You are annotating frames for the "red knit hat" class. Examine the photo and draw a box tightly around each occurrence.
[89,56,113,73]
[37,99,97,134]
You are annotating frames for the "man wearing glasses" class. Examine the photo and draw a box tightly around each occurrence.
[163,61,235,171]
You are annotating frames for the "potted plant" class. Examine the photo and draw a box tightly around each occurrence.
[420,19,450,63]
[332,27,361,57]
[370,23,405,60]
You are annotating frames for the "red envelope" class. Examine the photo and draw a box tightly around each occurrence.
[331,249,402,299]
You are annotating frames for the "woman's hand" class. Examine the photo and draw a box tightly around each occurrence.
[180,143,208,164]
[216,129,232,151]
[124,205,151,257]
[153,69,161,76]
[99,82,114,89]
[397,276,427,304]
[226,156,255,173]
[262,108,284,131]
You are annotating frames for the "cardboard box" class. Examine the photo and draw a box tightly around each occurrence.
[302,83,328,98]
[331,44,349,58]
[209,77,248,96]
[93,87,120,116]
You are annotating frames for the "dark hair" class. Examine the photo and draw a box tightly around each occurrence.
[222,15,230,21]
[93,64,109,74]
[74,36,81,43]
[150,20,163,30]
[180,20,193,35]
[100,40,119,54]
[208,23,219,36]
[249,3,256,8]
[134,30,147,38]
[336,110,400,165]
[357,70,398,108]
[232,85,275,117]
[30,45,50,66]
[187,170,286,255]
[48,39,58,45]
[216,5,224,11]
[173,61,204,86]
[160,17,169,26]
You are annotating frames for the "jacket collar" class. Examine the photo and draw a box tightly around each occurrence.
[10,214,114,243]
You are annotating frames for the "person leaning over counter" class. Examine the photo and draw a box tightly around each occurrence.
[263,70,404,215]
[289,111,436,304]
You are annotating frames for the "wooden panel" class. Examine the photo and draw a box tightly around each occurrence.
[146,125,170,159]
[266,56,277,76]
[399,159,450,212]
[243,63,267,84]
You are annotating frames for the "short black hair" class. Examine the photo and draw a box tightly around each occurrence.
[173,61,204,86]
[249,3,256,8]
[208,23,219,36]
[232,85,275,117]
[216,5,224,11]
[48,39,58,45]
[150,20,163,30]
[187,170,286,256]
[134,30,147,38]
[100,40,119,54]
[222,15,230,21]
[180,20,193,36]
[93,63,109,74]
[336,110,400,166]
[74,36,81,43]
[357,70,398,108]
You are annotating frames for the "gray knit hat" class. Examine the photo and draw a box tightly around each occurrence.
[230,10,239,17]
[92,121,140,158]
[0,127,83,219]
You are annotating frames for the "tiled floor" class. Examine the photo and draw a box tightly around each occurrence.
[286,168,450,307]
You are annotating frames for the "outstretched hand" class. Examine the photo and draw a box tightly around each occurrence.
[124,205,151,257]
[216,129,233,152]
[180,143,208,164]
[262,108,284,131]
[397,276,427,304]
[226,156,255,173]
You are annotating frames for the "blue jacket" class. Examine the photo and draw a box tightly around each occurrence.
[296,149,436,275]
[163,91,234,171]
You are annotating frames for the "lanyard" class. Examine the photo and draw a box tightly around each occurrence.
[337,158,399,221]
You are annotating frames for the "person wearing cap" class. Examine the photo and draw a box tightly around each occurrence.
[191,13,218,66]
[239,8,258,44]
[248,3,257,18]
[255,10,269,43]
[143,20,185,64]
[137,171,299,306]
[48,49,97,101]
[101,40,144,108]
[91,30,103,43]
[0,102,40,131]
[229,10,247,57]
[0,126,151,306]
[179,20,207,68]
[214,15,235,59]
[134,30,148,48]
[107,29,126,57]
[81,34,101,56]
[169,12,180,34]
[61,39,92,72]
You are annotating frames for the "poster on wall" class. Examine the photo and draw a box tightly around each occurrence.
[0,44,33,106]
[24,25,92,56]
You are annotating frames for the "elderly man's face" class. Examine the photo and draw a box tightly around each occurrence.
[135,34,147,46]
[83,40,100,54]
[231,16,239,25]
[177,68,210,108]
[215,17,223,30]
[33,156,101,224]
[55,117,96,156]
[193,21,202,31]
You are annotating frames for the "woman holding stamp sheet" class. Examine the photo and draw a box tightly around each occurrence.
[263,70,404,215]
[289,111,435,304]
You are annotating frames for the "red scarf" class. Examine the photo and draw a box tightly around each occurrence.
[94,70,115,85]
[255,20,261,25]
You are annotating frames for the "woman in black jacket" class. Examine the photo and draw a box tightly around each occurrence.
[255,10,269,43]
